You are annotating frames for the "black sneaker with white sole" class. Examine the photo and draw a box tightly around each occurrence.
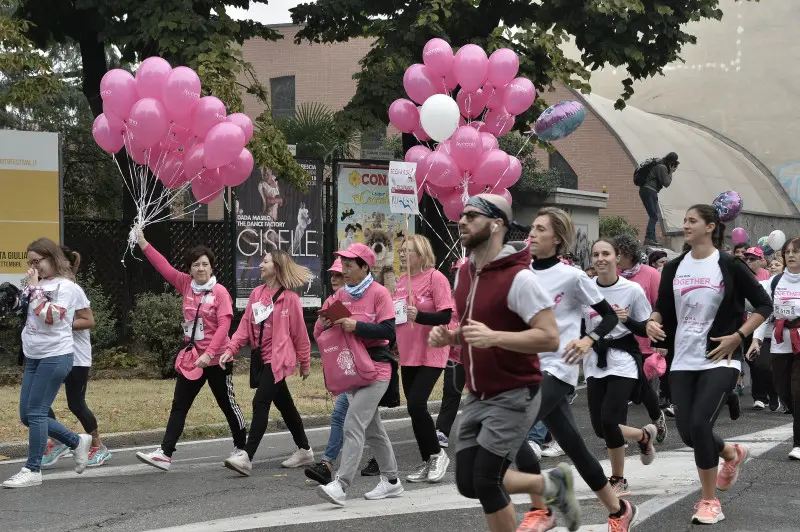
[304,461,332,485]
[361,457,380,476]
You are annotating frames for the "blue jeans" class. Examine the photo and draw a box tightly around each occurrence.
[20,355,80,472]
[639,186,660,242]
[323,393,350,463]
[527,420,548,445]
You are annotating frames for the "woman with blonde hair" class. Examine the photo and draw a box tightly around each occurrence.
[221,250,314,476]
[394,234,454,484]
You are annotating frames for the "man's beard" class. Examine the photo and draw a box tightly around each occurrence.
[461,224,492,251]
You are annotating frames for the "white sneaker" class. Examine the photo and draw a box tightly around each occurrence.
[528,440,543,460]
[789,447,800,460]
[541,441,565,458]
[365,476,404,500]
[317,477,347,506]
[2,467,42,488]
[753,400,766,410]
[136,447,172,471]
[224,449,252,476]
[281,448,314,468]
[436,430,449,448]
[73,434,92,474]
[426,450,450,483]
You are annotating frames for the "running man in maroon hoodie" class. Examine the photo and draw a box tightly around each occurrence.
[428,194,581,532]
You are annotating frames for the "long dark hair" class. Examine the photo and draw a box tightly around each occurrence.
[687,204,726,249]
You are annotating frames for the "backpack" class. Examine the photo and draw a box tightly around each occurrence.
[771,273,783,299]
[633,158,660,186]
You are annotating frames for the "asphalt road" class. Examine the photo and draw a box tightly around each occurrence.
[0,389,797,532]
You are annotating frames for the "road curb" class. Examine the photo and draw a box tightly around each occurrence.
[0,400,443,460]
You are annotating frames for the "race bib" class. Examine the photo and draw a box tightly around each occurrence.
[252,301,274,324]
[182,318,205,341]
[394,299,408,325]
[776,302,796,317]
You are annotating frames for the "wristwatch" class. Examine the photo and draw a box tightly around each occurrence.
[588,332,600,343]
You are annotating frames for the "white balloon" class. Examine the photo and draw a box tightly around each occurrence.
[768,230,786,251]
[419,94,460,142]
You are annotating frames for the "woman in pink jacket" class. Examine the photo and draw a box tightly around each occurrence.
[135,231,246,472]
[220,250,313,476]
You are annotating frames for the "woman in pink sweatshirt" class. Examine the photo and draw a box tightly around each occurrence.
[134,231,246,472]
[220,250,313,476]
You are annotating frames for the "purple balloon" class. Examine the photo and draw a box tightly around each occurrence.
[453,44,488,92]
[535,100,586,141]
[712,190,743,222]
[403,64,438,105]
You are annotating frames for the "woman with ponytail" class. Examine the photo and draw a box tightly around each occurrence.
[646,204,772,525]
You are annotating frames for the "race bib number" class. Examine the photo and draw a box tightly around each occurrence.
[182,318,205,341]
[394,299,408,325]
[252,302,274,324]
[775,302,796,317]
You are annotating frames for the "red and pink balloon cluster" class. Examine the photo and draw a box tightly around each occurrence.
[91,57,255,204]
[388,39,535,222]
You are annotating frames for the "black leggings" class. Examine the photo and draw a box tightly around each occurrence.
[771,354,800,446]
[456,445,513,514]
[47,366,98,434]
[436,361,465,437]
[671,368,739,469]
[516,373,607,491]
[587,376,637,449]
[747,339,777,403]
[246,362,309,459]
[162,364,247,457]
[402,365,444,461]
[640,379,662,420]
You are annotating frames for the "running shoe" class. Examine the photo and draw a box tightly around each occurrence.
[73,434,92,474]
[692,498,724,524]
[41,441,71,469]
[87,447,112,467]
[608,499,638,532]
[541,441,565,458]
[364,476,404,500]
[567,391,578,405]
[406,462,429,483]
[304,461,333,485]
[436,429,449,448]
[788,447,800,460]
[545,463,581,531]
[609,476,631,497]
[664,404,675,417]
[427,450,450,483]
[785,405,793,415]
[516,508,555,532]
[2,467,42,489]
[770,397,782,412]
[734,384,744,397]
[638,424,657,465]
[136,447,172,472]
[317,477,347,506]
[654,411,668,444]
[281,448,314,468]
[717,443,749,491]
[727,393,741,421]
[753,400,766,410]
[361,457,380,476]
[224,449,252,476]
[528,440,543,460]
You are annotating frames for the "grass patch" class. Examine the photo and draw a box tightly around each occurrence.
[0,359,446,442]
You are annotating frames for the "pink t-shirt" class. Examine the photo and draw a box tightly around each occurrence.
[394,269,453,368]
[624,264,661,356]
[753,268,771,282]
[447,308,461,364]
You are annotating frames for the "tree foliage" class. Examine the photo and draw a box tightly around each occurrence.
[277,102,358,163]
[599,215,639,239]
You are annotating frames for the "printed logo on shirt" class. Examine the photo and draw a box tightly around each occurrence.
[553,292,565,309]
[674,275,724,296]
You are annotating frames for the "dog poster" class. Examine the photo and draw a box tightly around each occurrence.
[335,162,416,295]
[233,158,324,310]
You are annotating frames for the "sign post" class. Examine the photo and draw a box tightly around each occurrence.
[388,161,419,328]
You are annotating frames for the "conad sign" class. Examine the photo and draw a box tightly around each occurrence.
[0,130,61,287]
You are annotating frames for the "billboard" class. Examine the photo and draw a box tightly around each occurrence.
[335,162,415,296]
[0,130,61,288]
[233,158,323,310]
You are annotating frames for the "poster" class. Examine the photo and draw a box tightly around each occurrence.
[234,158,323,309]
[336,162,415,295]
[0,130,61,288]
[388,161,419,215]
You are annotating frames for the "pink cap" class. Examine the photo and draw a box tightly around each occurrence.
[335,242,376,267]
[174,347,204,380]
[328,258,343,273]
[744,247,764,260]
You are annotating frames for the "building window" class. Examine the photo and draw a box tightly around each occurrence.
[270,76,295,119]
[549,150,578,189]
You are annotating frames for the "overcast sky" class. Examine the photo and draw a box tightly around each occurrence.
[227,0,310,25]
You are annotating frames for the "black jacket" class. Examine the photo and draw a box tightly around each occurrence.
[654,250,771,363]
[643,163,673,192]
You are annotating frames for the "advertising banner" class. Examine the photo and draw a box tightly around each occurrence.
[388,161,419,215]
[234,159,323,310]
[0,130,61,288]
[336,162,415,295]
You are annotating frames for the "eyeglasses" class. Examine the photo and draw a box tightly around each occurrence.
[27,257,45,267]
[744,256,760,263]
[459,211,492,222]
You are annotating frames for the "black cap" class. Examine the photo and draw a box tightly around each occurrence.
[663,152,679,165]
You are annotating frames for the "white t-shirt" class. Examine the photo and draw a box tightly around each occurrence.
[72,285,92,367]
[532,262,603,387]
[754,272,800,354]
[583,276,651,380]
[671,251,740,371]
[22,277,81,359]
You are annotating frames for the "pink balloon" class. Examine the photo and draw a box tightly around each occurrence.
[503,77,536,115]
[480,132,499,152]
[163,123,193,151]
[191,96,227,140]
[443,70,459,92]
[453,44,489,92]
[440,192,466,222]
[732,227,748,245]
[203,122,246,169]
[219,148,255,187]
[413,123,431,142]
[434,139,452,155]
[162,66,201,123]
[417,151,462,188]
[135,57,172,100]
[469,121,485,131]
[388,99,420,134]
[156,152,187,188]
[191,168,223,204]
[225,113,254,144]
[100,69,137,119]
[423,38,454,77]
[485,83,506,110]
[128,98,169,148]
[127,143,149,166]
[487,49,519,87]
[498,188,513,205]
[403,64,438,105]
[405,145,431,164]
[183,143,205,178]
[456,88,489,119]
[484,107,515,137]
[103,103,126,132]
[450,126,483,172]
[472,149,511,186]
[147,145,167,170]
[92,114,124,154]
[467,180,488,196]
[492,155,522,189]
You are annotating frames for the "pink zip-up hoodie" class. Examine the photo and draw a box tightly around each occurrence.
[623,263,661,356]
[226,284,310,383]
[143,244,232,361]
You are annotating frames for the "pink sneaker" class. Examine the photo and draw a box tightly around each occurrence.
[692,498,725,524]
[516,508,555,532]
[716,443,749,491]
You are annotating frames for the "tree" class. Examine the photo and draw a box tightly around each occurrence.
[292,0,744,130]
[599,215,639,239]
[277,102,358,163]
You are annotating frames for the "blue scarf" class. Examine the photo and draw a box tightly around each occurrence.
[344,273,374,300]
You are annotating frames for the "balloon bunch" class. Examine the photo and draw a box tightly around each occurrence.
[388,39,537,222]
[91,57,256,221]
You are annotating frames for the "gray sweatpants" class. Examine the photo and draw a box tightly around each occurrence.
[336,380,398,488]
